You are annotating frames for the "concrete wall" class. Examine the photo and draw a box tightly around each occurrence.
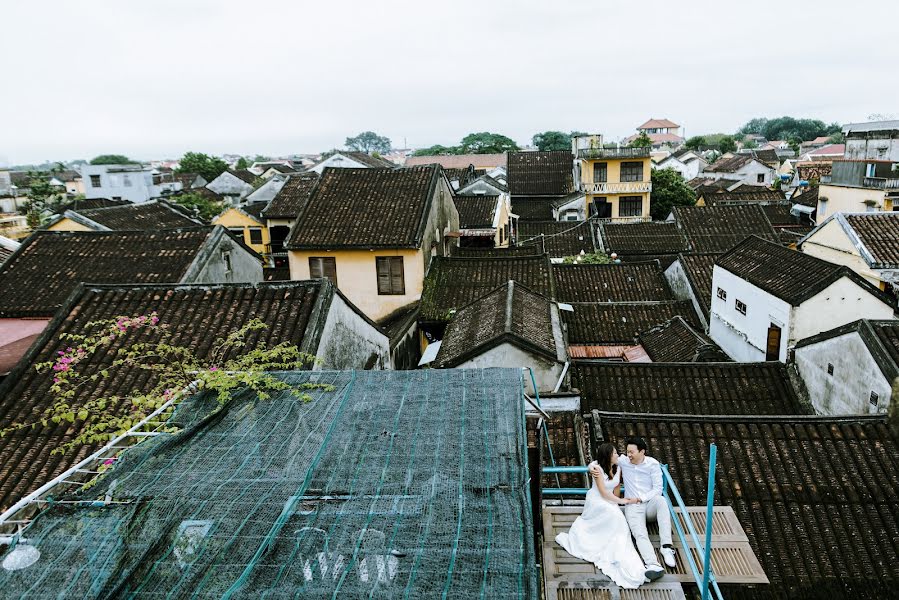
[212,208,270,258]
[845,135,899,162]
[419,177,460,269]
[794,330,892,415]
[817,184,889,218]
[81,165,164,203]
[187,230,263,284]
[456,342,563,394]
[792,277,894,342]
[316,292,391,370]
[665,258,709,329]
[800,218,882,287]
[206,172,254,199]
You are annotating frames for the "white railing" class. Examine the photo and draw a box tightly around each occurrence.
[582,182,652,194]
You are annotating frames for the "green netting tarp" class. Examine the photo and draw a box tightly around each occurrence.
[0,368,539,599]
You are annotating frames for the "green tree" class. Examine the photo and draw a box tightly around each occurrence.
[345,131,392,154]
[649,168,696,221]
[739,118,769,135]
[759,117,832,142]
[169,191,225,222]
[718,136,737,153]
[828,132,845,144]
[89,154,133,165]
[684,136,706,150]
[176,152,229,182]
[629,131,653,148]
[235,157,250,170]
[459,132,520,154]
[533,131,574,152]
[410,144,460,157]
[22,174,65,228]
[742,139,758,150]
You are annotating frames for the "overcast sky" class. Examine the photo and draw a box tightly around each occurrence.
[2,0,896,165]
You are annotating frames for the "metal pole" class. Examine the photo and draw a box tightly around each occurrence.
[701,443,717,600]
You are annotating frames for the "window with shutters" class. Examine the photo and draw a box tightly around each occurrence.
[248,227,263,245]
[618,196,643,217]
[620,162,644,182]
[309,257,337,286]
[593,162,607,183]
[376,256,405,295]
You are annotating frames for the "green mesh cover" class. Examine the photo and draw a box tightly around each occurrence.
[0,368,538,599]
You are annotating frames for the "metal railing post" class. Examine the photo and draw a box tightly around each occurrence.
[702,444,718,600]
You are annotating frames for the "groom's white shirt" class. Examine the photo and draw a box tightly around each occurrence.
[618,455,663,503]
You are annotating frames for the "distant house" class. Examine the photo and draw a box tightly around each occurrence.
[404,153,507,171]
[799,212,899,294]
[695,188,784,207]
[709,236,895,362]
[457,172,508,197]
[45,200,201,232]
[701,154,776,186]
[433,281,567,393]
[285,165,459,321]
[654,148,707,181]
[843,119,899,162]
[205,169,257,202]
[572,134,652,221]
[258,164,297,179]
[81,164,182,203]
[668,204,780,253]
[438,164,486,191]
[624,118,685,149]
[309,151,395,174]
[454,194,512,248]
[517,220,595,259]
[664,252,718,328]
[798,144,845,161]
[174,172,207,190]
[262,172,319,267]
[816,159,899,218]
[213,203,270,261]
[794,319,899,415]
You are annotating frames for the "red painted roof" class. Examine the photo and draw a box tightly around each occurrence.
[637,118,680,130]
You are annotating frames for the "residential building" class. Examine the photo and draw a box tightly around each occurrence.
[637,316,730,362]
[0,235,18,265]
[213,203,270,260]
[205,169,256,202]
[257,164,297,179]
[799,211,899,294]
[261,172,319,267]
[44,200,201,232]
[572,134,652,221]
[0,214,29,240]
[404,152,507,171]
[81,164,182,203]
[454,193,512,248]
[285,165,459,321]
[244,173,288,205]
[309,151,395,174]
[695,188,784,207]
[817,159,899,218]
[664,252,718,328]
[432,281,567,393]
[173,172,207,190]
[794,319,899,415]
[709,236,894,362]
[457,172,508,197]
[843,119,899,162]
[701,154,776,186]
[624,118,684,148]
[797,143,845,161]
[653,148,708,181]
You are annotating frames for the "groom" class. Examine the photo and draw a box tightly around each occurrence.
[591,436,676,578]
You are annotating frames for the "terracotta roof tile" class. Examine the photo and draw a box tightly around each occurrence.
[518,221,595,258]
[673,204,779,252]
[553,262,672,303]
[262,172,319,219]
[563,301,701,345]
[508,151,574,196]
[454,195,498,229]
[65,201,201,230]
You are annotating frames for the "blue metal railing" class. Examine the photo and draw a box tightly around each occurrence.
[542,445,721,599]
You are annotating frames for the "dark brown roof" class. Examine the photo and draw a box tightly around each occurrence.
[452,243,544,258]
[703,154,756,173]
[507,151,574,197]
[563,301,701,345]
[637,316,730,362]
[517,221,595,258]
[442,167,486,188]
[343,152,396,169]
[63,201,201,230]
[264,164,297,173]
[527,412,588,489]
[240,202,267,220]
[553,262,673,303]
[672,204,779,252]
[573,361,808,414]
[434,281,558,367]
[752,148,780,165]
[716,236,892,306]
[420,255,553,322]
[0,246,13,265]
[263,266,290,281]
[596,413,899,599]
[792,185,818,208]
[262,172,319,219]
[677,253,718,318]
[843,213,899,268]
[454,194,498,229]
[0,280,334,512]
[701,189,785,205]
[760,202,799,226]
[598,221,690,256]
[512,198,555,221]
[230,169,258,185]
[286,166,440,249]
[57,198,130,212]
[174,172,203,188]
[0,228,217,318]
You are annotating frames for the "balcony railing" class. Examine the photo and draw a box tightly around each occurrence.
[592,215,650,223]
[884,178,899,190]
[577,147,651,160]
[582,181,652,194]
[864,177,886,189]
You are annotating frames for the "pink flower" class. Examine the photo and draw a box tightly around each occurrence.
[209,366,218,372]
[103,458,115,465]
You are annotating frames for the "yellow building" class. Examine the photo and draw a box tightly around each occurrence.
[573,135,652,221]
[212,204,270,260]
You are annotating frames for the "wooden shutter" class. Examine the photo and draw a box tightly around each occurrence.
[376,257,391,294]
[309,257,322,279]
[389,257,404,294]
[309,257,337,285]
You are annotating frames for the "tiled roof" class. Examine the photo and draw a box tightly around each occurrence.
[573,361,809,414]
[512,198,555,221]
[672,204,779,252]
[517,221,595,258]
[63,200,201,230]
[442,167,486,188]
[0,281,333,512]
[677,253,718,318]
[454,194,498,229]
[792,185,818,208]
[563,301,701,345]
[342,152,396,169]
[264,164,297,173]
[700,189,785,206]
[843,213,899,268]
[420,255,553,321]
[527,412,588,489]
[262,172,319,219]
[239,201,267,221]
[716,236,891,306]
[57,198,130,212]
[286,166,440,249]
[0,247,13,265]
[637,118,680,129]
[596,413,899,599]
[434,281,557,367]
[507,151,574,197]
[752,148,780,165]
[0,228,217,318]
[553,262,673,303]
[598,221,690,256]
[808,143,845,155]
[638,316,730,362]
[230,169,258,184]
[759,203,799,226]
[404,153,507,169]
[452,244,544,258]
[263,266,290,281]
[703,154,756,173]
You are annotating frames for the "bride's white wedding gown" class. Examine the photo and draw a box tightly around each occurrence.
[554,462,647,588]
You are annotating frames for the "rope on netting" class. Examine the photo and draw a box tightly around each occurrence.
[440,373,468,600]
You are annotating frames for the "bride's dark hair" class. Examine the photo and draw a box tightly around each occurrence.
[597,443,618,480]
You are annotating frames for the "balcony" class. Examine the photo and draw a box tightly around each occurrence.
[886,178,899,190]
[592,215,651,223]
[582,181,652,194]
[577,147,651,160]
[864,177,886,189]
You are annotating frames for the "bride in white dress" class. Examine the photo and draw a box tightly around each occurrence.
[555,443,653,588]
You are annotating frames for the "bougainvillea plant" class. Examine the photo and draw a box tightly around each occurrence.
[1,312,332,453]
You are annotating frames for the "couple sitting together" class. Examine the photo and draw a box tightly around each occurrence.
[555,436,677,588]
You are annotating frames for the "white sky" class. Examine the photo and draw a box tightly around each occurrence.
[2,0,896,164]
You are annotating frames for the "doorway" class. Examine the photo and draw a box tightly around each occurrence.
[766,324,782,361]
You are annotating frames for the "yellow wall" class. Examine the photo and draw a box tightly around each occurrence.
[47,217,94,232]
[495,197,511,247]
[287,248,424,321]
[801,218,883,287]
[212,208,270,256]
[582,157,652,219]
[818,184,889,216]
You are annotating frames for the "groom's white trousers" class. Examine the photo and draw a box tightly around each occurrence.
[624,497,672,566]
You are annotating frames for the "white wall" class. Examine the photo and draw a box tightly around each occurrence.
[207,172,254,199]
[664,258,709,329]
[792,277,894,342]
[316,292,391,370]
[310,154,369,174]
[794,330,892,415]
[188,232,263,284]
[81,164,175,203]
[456,342,563,394]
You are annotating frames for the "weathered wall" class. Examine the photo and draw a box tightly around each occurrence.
[316,293,391,370]
[188,231,263,284]
[206,172,254,198]
[792,278,894,342]
[665,258,708,329]
[456,342,562,394]
[800,219,882,286]
[81,165,158,203]
[794,330,891,415]
[845,134,899,162]
[818,184,889,217]
[420,176,460,269]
